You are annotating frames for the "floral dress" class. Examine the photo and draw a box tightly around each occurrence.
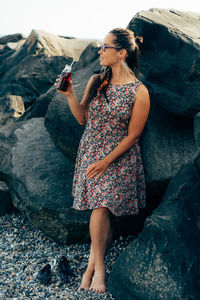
[71,80,146,216]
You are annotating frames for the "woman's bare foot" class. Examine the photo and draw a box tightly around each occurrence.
[78,268,94,291]
[89,263,106,294]
[78,243,95,291]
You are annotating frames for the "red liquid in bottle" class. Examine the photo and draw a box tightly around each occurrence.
[57,60,74,92]
[57,71,71,91]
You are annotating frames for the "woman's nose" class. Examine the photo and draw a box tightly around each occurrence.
[98,47,102,54]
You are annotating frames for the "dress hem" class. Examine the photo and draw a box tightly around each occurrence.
[72,204,146,217]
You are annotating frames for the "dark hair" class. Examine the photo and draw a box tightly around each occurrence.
[85,28,143,107]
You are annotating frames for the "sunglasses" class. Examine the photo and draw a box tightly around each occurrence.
[100,44,121,52]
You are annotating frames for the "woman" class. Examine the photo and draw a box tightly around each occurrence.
[55,28,150,294]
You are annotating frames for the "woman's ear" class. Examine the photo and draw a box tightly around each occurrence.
[119,49,127,59]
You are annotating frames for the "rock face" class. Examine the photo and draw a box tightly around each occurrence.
[0,30,99,108]
[108,158,200,300]
[23,29,97,59]
[141,108,196,197]
[128,9,200,118]
[126,8,200,197]
[18,42,100,121]
[6,118,90,243]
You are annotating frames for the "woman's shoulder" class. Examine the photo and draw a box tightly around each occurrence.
[135,79,149,93]
[134,80,150,105]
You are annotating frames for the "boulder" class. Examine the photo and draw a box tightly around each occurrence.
[0,53,71,108]
[141,105,197,197]
[16,42,101,121]
[0,95,25,126]
[128,8,200,118]
[23,29,98,58]
[0,29,100,107]
[0,117,91,243]
[108,158,200,300]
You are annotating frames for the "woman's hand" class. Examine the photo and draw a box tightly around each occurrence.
[54,75,74,97]
[86,159,111,181]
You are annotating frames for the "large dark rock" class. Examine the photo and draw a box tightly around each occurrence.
[128,9,200,118]
[0,30,99,108]
[141,105,197,197]
[16,42,100,121]
[0,53,70,108]
[0,117,91,243]
[108,157,200,300]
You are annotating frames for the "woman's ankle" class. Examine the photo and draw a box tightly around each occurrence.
[94,261,105,271]
[85,264,95,275]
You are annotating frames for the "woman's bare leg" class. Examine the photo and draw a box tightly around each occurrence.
[77,243,95,291]
[78,210,113,292]
[89,207,112,294]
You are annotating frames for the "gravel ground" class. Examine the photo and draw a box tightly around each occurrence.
[0,212,136,300]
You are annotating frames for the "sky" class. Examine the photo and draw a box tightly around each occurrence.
[1,0,200,39]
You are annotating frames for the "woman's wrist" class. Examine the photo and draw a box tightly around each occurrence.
[103,157,112,166]
[66,90,76,101]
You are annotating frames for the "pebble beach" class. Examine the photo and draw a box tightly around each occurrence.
[0,212,136,300]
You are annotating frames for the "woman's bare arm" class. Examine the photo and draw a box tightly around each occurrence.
[56,75,96,125]
[104,84,150,164]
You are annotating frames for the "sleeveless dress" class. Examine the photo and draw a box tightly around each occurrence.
[71,80,146,217]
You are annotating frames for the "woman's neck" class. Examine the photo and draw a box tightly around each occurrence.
[110,63,136,84]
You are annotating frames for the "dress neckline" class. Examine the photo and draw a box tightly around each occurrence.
[109,80,140,87]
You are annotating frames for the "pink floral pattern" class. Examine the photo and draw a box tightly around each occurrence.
[72,81,146,216]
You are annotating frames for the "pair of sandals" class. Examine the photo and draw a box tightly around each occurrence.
[37,255,74,285]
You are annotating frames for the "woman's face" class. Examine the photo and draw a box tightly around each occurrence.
[98,33,121,67]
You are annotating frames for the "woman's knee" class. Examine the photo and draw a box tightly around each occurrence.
[93,207,111,217]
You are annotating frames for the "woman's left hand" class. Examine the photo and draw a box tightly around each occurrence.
[86,159,111,181]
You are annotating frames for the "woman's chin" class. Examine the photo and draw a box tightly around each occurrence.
[100,60,108,67]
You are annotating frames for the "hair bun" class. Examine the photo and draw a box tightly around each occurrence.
[135,36,143,45]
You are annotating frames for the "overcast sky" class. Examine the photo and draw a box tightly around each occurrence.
[1,0,200,39]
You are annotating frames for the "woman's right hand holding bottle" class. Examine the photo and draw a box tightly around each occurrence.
[54,75,74,97]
